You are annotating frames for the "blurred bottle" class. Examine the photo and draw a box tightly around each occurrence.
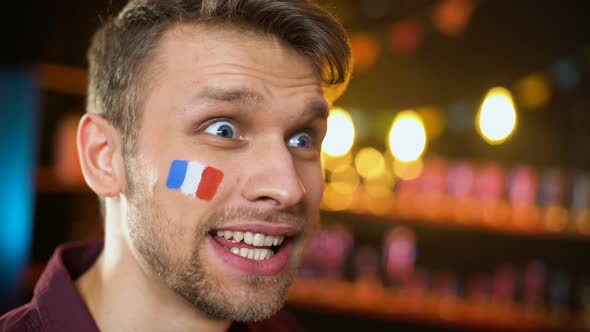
[382,225,417,287]
[475,162,509,227]
[394,177,421,220]
[538,168,570,233]
[405,267,430,302]
[431,270,462,319]
[467,272,491,304]
[577,279,590,329]
[419,157,449,222]
[431,269,461,299]
[492,264,517,306]
[547,271,572,325]
[351,244,382,303]
[353,244,381,284]
[490,264,518,322]
[507,165,540,229]
[447,160,477,224]
[298,223,354,280]
[466,272,491,320]
[522,260,547,309]
[401,267,431,314]
[570,172,590,235]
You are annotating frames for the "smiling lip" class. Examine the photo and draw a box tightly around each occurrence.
[207,222,301,275]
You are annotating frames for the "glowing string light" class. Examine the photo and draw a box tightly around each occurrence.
[322,107,355,157]
[477,87,517,145]
[388,110,427,162]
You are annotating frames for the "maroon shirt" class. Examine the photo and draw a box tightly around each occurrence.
[0,242,304,332]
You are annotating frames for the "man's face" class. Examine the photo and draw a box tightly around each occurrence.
[124,24,327,321]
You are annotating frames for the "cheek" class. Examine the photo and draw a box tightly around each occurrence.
[301,166,325,208]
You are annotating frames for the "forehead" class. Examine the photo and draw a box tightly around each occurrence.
[135,22,329,138]
[152,23,323,92]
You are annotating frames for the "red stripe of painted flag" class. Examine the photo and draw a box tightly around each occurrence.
[196,166,224,201]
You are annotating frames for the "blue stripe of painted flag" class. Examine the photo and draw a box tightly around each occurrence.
[166,160,188,189]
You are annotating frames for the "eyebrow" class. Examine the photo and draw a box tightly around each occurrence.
[306,99,330,119]
[190,86,263,105]
[189,85,329,119]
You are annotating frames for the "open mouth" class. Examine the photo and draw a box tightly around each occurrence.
[210,230,287,261]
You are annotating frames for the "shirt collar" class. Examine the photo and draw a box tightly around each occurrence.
[33,241,102,332]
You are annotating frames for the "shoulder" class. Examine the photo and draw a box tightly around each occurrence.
[243,310,305,332]
[0,303,43,332]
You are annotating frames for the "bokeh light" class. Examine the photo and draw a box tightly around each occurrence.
[354,147,386,180]
[390,18,424,56]
[322,183,354,211]
[393,158,424,180]
[388,110,427,162]
[322,152,352,172]
[551,57,580,92]
[432,0,478,38]
[365,182,392,199]
[322,107,355,157]
[476,87,517,145]
[350,32,380,72]
[365,168,395,199]
[514,73,551,110]
[330,164,361,195]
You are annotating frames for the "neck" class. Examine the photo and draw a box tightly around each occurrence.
[76,199,230,332]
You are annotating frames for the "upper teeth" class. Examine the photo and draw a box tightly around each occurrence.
[216,230,285,247]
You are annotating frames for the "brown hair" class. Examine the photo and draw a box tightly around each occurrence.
[86,0,352,155]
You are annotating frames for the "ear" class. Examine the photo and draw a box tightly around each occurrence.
[77,113,124,197]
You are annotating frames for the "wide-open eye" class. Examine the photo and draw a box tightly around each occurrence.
[288,132,313,149]
[204,120,237,139]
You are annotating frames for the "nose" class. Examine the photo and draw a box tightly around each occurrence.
[240,139,306,209]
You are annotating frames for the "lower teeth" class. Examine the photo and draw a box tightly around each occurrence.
[228,247,274,260]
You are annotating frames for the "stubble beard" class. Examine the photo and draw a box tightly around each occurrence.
[124,158,310,322]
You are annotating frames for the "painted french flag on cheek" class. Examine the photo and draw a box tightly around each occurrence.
[165,160,224,201]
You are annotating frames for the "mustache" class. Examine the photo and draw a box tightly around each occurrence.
[203,206,308,231]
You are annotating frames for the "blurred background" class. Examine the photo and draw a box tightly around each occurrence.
[1,0,590,331]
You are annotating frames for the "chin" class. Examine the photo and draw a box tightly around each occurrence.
[167,245,298,322]
[178,272,292,322]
